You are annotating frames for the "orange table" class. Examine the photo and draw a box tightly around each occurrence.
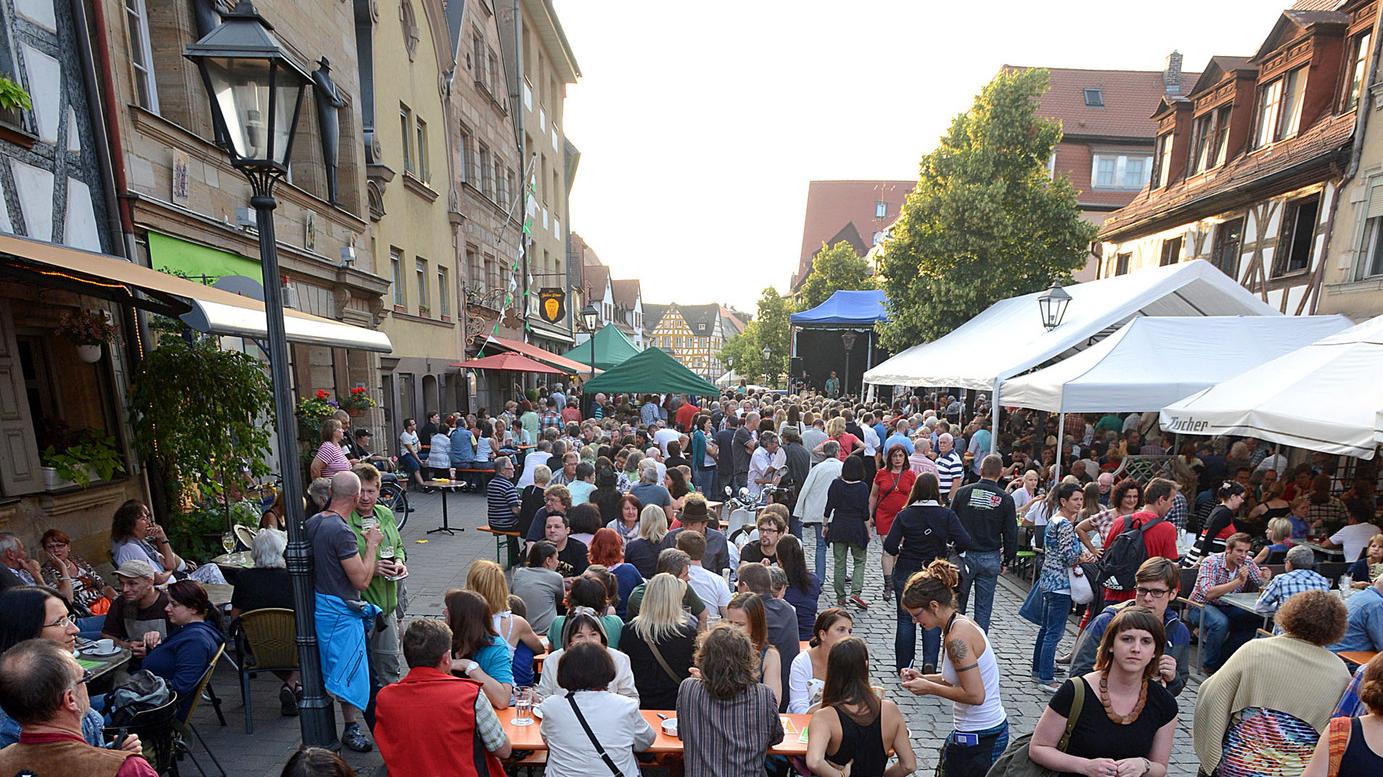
[498,707,811,756]
[1340,650,1379,666]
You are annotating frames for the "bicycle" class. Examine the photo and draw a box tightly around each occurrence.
[380,473,411,532]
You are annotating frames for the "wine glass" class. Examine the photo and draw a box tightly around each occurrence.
[221,532,235,554]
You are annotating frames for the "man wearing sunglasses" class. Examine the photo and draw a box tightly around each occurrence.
[0,638,156,775]
[1068,556,1192,697]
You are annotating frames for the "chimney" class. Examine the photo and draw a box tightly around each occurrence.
[1164,50,1183,94]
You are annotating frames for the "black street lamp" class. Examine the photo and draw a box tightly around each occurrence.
[1037,282,1072,331]
[761,345,772,387]
[580,303,599,378]
[841,330,858,398]
[184,1,333,749]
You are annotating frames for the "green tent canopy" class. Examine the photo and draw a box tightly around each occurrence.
[560,324,641,371]
[581,346,719,396]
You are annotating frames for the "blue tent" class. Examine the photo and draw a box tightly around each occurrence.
[790,290,887,326]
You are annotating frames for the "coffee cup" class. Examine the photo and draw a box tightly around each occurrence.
[93,638,115,653]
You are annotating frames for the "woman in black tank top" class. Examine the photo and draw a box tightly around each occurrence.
[805,637,915,777]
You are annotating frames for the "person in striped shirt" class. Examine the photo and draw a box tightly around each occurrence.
[486,458,521,567]
[935,433,965,504]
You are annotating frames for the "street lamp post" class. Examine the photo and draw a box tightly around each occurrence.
[1037,282,1072,331]
[580,303,599,379]
[761,345,772,388]
[185,1,333,748]
[841,330,858,398]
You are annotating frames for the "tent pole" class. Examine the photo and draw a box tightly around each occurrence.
[1054,414,1065,482]
[990,379,1001,455]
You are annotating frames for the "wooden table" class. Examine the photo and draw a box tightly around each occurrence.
[76,645,131,695]
[1340,650,1379,666]
[498,707,811,757]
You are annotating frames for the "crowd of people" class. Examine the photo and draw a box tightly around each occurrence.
[4,384,1383,777]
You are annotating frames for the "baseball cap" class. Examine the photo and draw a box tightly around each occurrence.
[113,559,157,579]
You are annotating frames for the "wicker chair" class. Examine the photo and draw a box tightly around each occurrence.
[175,643,227,777]
[230,608,298,734]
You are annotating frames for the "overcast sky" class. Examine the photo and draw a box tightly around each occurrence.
[553,0,1294,311]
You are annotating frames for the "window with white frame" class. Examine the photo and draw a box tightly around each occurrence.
[1152,133,1173,188]
[1357,185,1383,279]
[400,104,415,176]
[415,258,429,313]
[1252,68,1305,149]
[1091,154,1152,190]
[437,266,450,318]
[391,249,405,305]
[415,117,429,181]
[124,0,158,113]
[1346,30,1373,111]
[875,200,887,218]
[523,79,533,111]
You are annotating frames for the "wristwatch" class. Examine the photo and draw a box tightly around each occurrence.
[460,659,479,675]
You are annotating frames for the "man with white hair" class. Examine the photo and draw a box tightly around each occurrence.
[1253,544,1329,625]
[306,470,384,752]
[794,440,843,580]
[0,533,41,587]
[592,392,608,420]
[644,446,668,484]
[935,433,964,503]
[630,459,672,510]
[1097,472,1115,505]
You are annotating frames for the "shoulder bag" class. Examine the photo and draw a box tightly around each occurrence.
[645,636,686,685]
[567,694,627,777]
[982,678,1084,777]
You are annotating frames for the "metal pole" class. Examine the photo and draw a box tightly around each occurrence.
[1053,411,1065,483]
[990,379,1001,455]
[251,190,337,748]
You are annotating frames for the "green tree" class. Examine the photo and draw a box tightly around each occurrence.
[719,320,763,384]
[128,327,275,507]
[797,241,875,312]
[755,287,791,386]
[877,67,1096,351]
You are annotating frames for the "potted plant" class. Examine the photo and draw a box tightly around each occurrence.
[295,389,337,441]
[40,432,125,490]
[56,308,115,363]
[0,75,33,147]
[338,386,376,417]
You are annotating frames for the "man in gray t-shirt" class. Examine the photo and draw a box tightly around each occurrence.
[306,510,366,603]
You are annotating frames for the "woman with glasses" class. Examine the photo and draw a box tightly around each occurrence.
[110,500,223,585]
[38,529,115,639]
[1070,557,1191,698]
[0,586,140,752]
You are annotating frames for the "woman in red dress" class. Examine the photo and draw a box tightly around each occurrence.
[870,445,917,598]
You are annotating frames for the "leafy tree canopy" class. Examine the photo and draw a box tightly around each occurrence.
[877,67,1095,352]
[718,286,793,386]
[797,241,875,312]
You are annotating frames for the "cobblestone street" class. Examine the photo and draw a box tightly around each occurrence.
[191,490,1203,776]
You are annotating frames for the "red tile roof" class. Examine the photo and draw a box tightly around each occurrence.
[611,279,641,308]
[1099,111,1355,240]
[1008,66,1202,140]
[583,263,610,298]
[1291,0,1343,10]
[795,180,913,288]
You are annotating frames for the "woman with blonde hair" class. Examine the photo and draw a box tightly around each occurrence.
[621,572,697,709]
[465,559,545,686]
[624,503,667,579]
[1254,517,1295,565]
[815,417,863,461]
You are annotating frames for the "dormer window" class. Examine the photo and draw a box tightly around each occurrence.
[1252,66,1306,148]
[1345,29,1372,111]
[1190,105,1232,175]
[1083,88,1104,107]
[1152,132,1173,189]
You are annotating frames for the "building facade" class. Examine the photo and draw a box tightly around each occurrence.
[0,0,142,557]
[102,0,387,459]
[498,0,579,353]
[1098,3,1373,317]
[643,302,730,382]
[361,0,464,435]
[792,180,912,289]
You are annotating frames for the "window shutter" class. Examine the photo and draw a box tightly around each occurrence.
[0,304,43,495]
[1367,185,1383,221]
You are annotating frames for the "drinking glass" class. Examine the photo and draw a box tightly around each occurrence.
[221,532,235,554]
[513,686,534,725]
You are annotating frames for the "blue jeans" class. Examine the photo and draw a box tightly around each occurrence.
[1192,603,1261,670]
[1030,591,1071,683]
[894,573,941,671]
[803,523,826,580]
[958,550,1003,633]
[694,467,716,498]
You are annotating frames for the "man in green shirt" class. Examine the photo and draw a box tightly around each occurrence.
[349,463,409,692]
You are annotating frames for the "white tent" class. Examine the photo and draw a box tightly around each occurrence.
[1160,314,1383,459]
[1001,316,1352,413]
[863,260,1279,391]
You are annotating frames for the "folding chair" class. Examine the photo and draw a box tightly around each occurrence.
[175,643,228,777]
[1174,566,1205,672]
[106,694,180,776]
[230,608,298,733]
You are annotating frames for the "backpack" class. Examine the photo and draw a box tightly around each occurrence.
[1097,515,1165,592]
[105,670,172,726]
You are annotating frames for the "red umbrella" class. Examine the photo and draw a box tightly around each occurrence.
[451,352,564,374]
